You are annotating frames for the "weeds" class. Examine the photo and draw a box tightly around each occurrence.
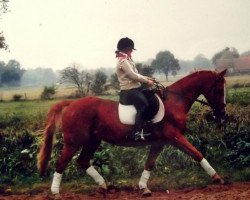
[0,90,249,189]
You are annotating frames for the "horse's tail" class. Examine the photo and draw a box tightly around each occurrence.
[37,100,72,176]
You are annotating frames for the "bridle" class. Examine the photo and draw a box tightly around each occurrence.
[153,81,209,106]
[202,74,226,116]
[153,75,226,116]
[153,79,228,124]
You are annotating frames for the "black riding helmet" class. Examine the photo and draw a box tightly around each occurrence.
[117,37,136,51]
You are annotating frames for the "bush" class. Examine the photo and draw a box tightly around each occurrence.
[109,73,120,90]
[12,94,22,101]
[40,86,57,100]
[0,113,28,130]
[227,90,250,106]
[66,90,82,99]
[91,70,107,95]
[224,128,250,169]
[226,86,250,106]
[0,130,38,183]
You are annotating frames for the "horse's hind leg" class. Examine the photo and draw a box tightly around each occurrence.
[51,144,79,195]
[139,144,164,196]
[171,133,224,184]
[77,139,107,190]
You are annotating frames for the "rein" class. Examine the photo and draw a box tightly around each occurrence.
[153,81,210,106]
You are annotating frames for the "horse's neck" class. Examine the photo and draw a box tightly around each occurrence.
[169,72,212,109]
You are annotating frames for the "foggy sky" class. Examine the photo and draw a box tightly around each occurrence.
[1,0,250,70]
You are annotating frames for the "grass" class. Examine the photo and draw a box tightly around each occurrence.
[226,87,250,106]
[0,100,58,115]
[225,75,250,88]
[0,97,119,117]
[0,85,77,101]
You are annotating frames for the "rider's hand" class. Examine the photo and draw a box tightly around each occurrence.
[147,79,155,86]
[148,77,156,81]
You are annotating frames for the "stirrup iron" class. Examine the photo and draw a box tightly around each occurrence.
[140,129,145,140]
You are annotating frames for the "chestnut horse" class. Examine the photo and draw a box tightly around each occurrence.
[38,70,227,197]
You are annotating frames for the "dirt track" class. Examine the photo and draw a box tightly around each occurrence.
[0,182,249,200]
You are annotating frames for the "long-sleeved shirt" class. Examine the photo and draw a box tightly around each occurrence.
[116,53,149,90]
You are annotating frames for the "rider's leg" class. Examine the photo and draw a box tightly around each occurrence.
[120,88,150,138]
[134,107,146,134]
[130,89,150,137]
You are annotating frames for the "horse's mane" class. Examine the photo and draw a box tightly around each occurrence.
[169,70,216,89]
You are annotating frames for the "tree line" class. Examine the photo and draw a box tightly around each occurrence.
[0,0,8,50]
[0,60,24,87]
[1,47,250,95]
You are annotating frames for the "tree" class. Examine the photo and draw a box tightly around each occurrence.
[178,60,193,74]
[136,63,155,77]
[91,70,107,95]
[151,51,180,80]
[0,32,7,50]
[0,59,25,86]
[110,73,119,90]
[0,0,8,15]
[21,67,57,86]
[0,61,5,86]
[60,64,92,97]
[41,86,57,100]
[193,54,212,69]
[0,0,9,50]
[241,50,250,57]
[212,47,239,65]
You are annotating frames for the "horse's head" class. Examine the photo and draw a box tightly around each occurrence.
[203,69,228,123]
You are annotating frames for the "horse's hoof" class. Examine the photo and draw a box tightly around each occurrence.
[212,173,225,184]
[141,188,152,197]
[53,193,61,200]
[96,187,107,198]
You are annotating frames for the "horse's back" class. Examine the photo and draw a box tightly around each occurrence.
[66,96,114,109]
[62,96,118,124]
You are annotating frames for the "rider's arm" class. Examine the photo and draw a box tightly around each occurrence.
[120,59,149,84]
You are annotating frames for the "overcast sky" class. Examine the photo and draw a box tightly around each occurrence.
[0,0,250,70]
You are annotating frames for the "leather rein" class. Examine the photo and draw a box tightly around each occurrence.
[153,81,210,106]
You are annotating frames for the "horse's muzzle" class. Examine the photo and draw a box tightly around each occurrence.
[206,110,229,124]
[214,111,229,124]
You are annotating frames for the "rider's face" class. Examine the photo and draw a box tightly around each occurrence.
[126,49,133,57]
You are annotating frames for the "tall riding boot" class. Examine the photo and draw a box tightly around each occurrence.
[133,110,151,140]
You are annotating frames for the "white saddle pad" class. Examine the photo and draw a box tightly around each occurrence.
[118,94,165,125]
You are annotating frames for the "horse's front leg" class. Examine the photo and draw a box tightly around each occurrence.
[171,133,224,184]
[139,144,164,196]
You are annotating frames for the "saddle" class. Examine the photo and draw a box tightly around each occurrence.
[118,90,165,125]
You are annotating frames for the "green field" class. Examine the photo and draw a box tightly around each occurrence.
[0,100,58,115]
[0,78,249,194]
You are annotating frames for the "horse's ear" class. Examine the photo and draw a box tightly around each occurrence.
[218,69,227,77]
